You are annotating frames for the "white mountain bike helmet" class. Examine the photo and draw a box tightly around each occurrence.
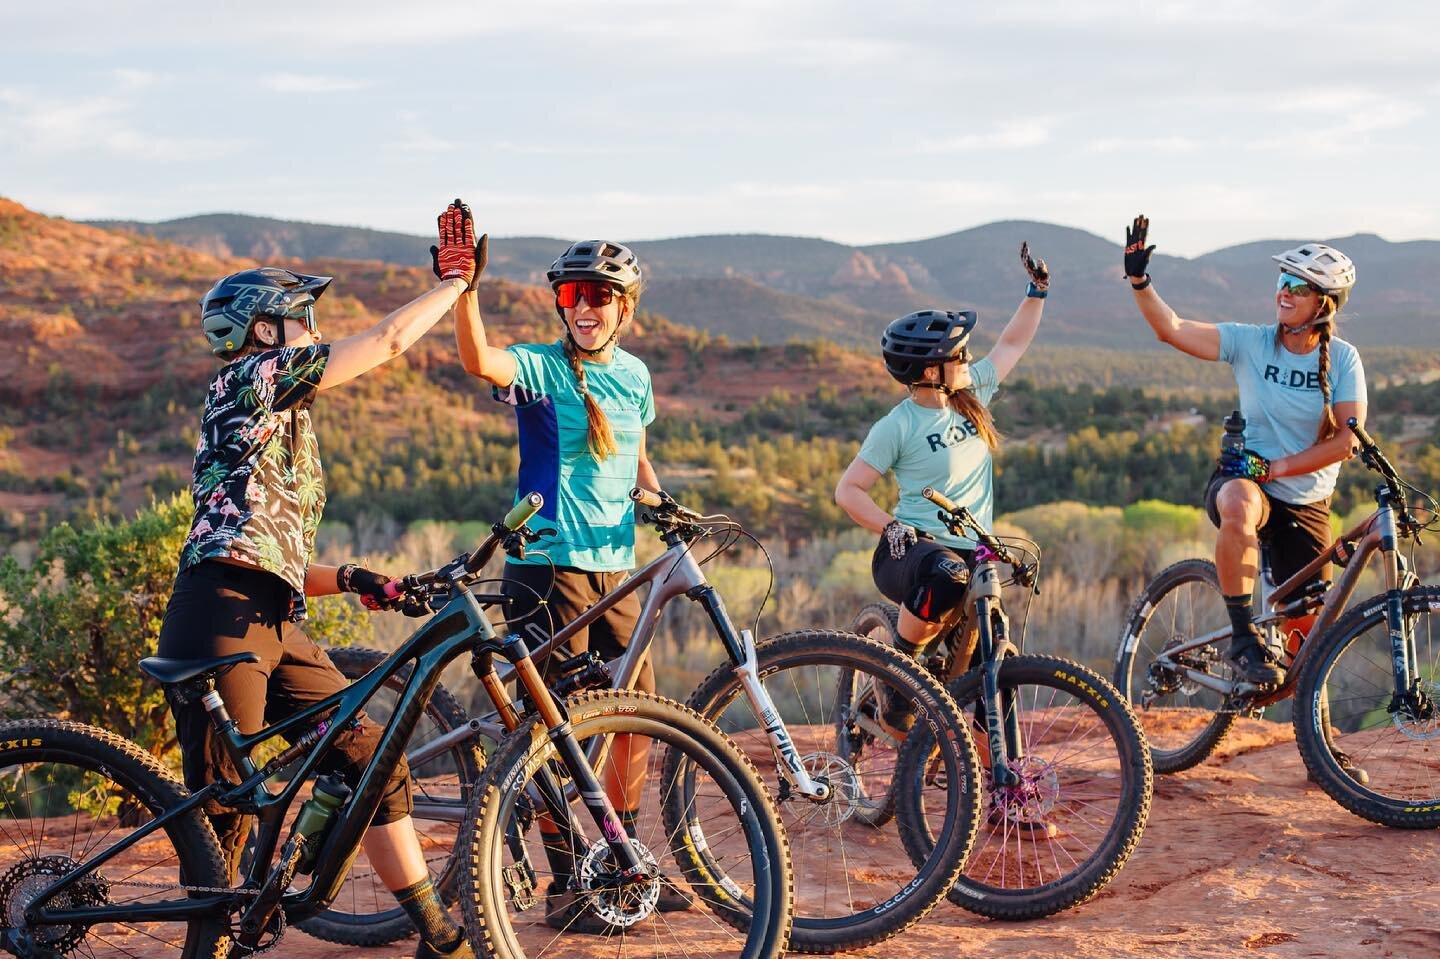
[1272,243,1356,310]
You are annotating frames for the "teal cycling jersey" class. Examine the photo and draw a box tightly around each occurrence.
[857,358,999,550]
[1217,322,1366,505]
[493,341,655,571]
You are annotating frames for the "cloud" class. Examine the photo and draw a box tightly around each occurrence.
[0,86,241,161]
[1083,136,1199,155]
[261,73,371,94]
[914,120,1052,154]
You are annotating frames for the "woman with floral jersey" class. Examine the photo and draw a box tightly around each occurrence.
[155,202,484,959]
[453,224,693,933]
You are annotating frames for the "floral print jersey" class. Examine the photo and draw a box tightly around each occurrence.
[179,345,331,621]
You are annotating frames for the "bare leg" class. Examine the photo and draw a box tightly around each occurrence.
[897,607,945,651]
[1215,479,1264,596]
[601,733,651,813]
[363,816,430,891]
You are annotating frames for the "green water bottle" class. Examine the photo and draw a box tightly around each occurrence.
[293,775,351,874]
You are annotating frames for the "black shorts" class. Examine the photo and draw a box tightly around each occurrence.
[156,561,412,870]
[871,535,973,623]
[1203,471,1333,587]
[501,562,652,693]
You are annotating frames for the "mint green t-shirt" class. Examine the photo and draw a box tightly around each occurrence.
[493,341,655,570]
[857,358,1000,550]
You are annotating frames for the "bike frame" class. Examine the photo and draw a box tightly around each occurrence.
[26,581,642,938]
[1149,485,1412,707]
[407,529,831,806]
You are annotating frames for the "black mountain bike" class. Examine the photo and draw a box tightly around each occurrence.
[0,495,792,959]
[862,488,1153,920]
[310,488,981,954]
[1115,420,1440,827]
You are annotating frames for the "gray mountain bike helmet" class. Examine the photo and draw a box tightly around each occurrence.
[200,268,332,358]
[1272,243,1356,311]
[881,310,977,386]
[546,240,643,293]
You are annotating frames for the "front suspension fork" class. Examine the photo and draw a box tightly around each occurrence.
[973,591,1022,788]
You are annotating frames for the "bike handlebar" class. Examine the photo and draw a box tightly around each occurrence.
[386,492,546,601]
[921,486,1035,587]
[630,487,664,509]
[1347,418,1424,534]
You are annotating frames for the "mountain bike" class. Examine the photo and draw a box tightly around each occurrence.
[0,495,792,959]
[1115,419,1440,826]
[1117,423,1434,800]
[320,487,981,954]
[866,487,1153,920]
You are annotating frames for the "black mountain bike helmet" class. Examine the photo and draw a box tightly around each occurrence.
[200,268,332,358]
[880,310,977,386]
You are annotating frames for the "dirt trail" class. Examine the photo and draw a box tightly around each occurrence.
[266,717,1437,959]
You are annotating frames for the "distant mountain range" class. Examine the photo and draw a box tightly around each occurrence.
[87,213,1440,348]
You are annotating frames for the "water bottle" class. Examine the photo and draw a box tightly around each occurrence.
[1222,410,1246,460]
[292,775,351,873]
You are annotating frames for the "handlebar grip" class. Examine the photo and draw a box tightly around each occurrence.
[382,580,402,600]
[1346,417,1376,450]
[921,487,960,514]
[503,492,544,531]
[630,487,664,508]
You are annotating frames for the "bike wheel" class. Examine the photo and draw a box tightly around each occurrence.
[0,719,229,959]
[462,690,792,959]
[897,654,1153,919]
[293,645,485,946]
[682,629,979,953]
[1114,559,1239,773]
[1293,586,1440,828]
[837,602,903,828]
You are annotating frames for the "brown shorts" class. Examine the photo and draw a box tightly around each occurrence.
[156,561,412,871]
[501,562,652,693]
[1204,471,1333,587]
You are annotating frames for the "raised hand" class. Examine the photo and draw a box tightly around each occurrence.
[1020,241,1049,293]
[1124,214,1155,280]
[430,199,489,291]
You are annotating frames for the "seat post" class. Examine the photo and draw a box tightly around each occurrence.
[199,682,258,779]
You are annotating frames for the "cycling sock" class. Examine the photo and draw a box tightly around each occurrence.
[1224,593,1259,645]
[394,876,461,950]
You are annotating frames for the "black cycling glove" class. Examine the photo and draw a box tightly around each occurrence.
[1124,214,1155,280]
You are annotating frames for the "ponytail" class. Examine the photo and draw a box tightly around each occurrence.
[563,335,617,460]
[949,388,1002,451]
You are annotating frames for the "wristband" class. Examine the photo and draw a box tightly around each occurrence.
[1130,275,1152,291]
[337,563,357,593]
[1025,282,1047,299]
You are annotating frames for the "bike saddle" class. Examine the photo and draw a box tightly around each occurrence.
[139,652,260,685]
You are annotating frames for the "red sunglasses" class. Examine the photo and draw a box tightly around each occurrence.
[555,281,621,309]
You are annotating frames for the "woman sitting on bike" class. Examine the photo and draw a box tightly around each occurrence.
[156,202,483,959]
[454,226,692,931]
[1122,215,1366,695]
[834,244,1049,711]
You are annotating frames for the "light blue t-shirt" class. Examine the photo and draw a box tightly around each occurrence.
[1217,322,1366,505]
[857,358,999,550]
[493,341,655,570]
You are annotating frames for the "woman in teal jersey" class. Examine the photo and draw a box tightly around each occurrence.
[1122,216,1367,776]
[453,225,690,931]
[835,244,1049,677]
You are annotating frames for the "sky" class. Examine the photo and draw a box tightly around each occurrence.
[1,0,1436,256]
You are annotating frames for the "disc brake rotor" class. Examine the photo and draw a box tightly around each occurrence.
[576,837,660,928]
[791,751,861,827]
[991,756,1060,823]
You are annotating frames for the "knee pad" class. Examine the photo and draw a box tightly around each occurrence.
[903,554,971,623]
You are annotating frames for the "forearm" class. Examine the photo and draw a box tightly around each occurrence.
[454,288,515,385]
[637,452,660,492]
[835,482,893,535]
[305,564,342,597]
[375,279,465,354]
[1131,285,1183,343]
[1271,433,1359,479]
[989,296,1044,380]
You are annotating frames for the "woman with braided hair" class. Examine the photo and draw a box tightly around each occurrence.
[453,230,693,933]
[1122,215,1367,708]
